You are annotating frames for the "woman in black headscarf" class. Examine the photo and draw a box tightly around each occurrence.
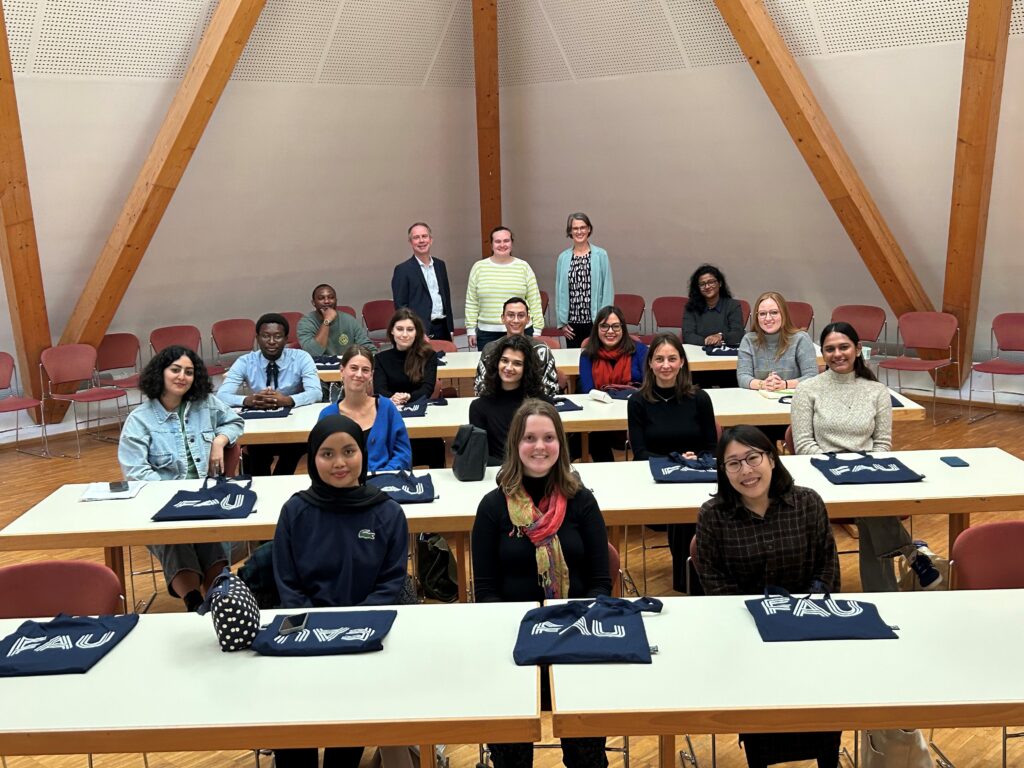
[272,415,410,768]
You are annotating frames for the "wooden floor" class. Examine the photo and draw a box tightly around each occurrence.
[1,402,1022,767]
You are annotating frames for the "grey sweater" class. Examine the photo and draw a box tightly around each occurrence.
[736,330,817,389]
[790,369,893,455]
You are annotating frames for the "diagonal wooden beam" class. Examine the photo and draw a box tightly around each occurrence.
[0,2,50,415]
[940,0,1012,387]
[471,0,501,259]
[714,0,933,318]
[58,0,266,352]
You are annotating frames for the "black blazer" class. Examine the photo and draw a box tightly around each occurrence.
[391,255,454,333]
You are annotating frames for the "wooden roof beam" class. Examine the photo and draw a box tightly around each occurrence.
[714,0,933,317]
[472,0,502,258]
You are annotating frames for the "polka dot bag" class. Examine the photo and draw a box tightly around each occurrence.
[197,567,261,652]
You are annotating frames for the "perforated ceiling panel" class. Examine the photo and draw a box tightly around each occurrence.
[542,0,684,78]
[2,0,38,72]
[1010,0,1024,36]
[814,0,969,54]
[497,0,571,87]
[32,0,202,79]
[320,0,451,86]
[426,0,474,88]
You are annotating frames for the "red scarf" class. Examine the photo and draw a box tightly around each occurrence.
[590,346,634,390]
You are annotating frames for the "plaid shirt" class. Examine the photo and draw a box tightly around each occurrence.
[696,485,839,596]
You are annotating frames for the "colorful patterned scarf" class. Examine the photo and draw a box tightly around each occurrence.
[506,486,570,599]
[590,346,634,390]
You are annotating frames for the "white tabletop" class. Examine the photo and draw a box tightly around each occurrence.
[551,590,1024,735]
[0,602,540,754]
[2,448,1018,551]
[240,388,922,445]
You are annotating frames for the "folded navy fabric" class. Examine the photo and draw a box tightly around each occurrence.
[648,452,717,483]
[0,614,139,676]
[238,406,292,420]
[745,588,898,642]
[367,471,436,503]
[810,453,924,485]
[553,397,584,412]
[252,611,397,656]
[152,477,257,521]
[702,345,739,356]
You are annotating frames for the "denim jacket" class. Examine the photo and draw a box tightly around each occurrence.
[118,396,244,481]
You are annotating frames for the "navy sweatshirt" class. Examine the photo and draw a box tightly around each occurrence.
[273,494,409,609]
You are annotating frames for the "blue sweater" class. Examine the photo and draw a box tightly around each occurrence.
[273,493,409,608]
[318,396,412,471]
[578,342,648,393]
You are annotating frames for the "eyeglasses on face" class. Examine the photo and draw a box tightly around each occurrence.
[698,279,719,289]
[722,450,766,474]
[571,226,590,233]
[599,323,623,332]
[757,310,781,319]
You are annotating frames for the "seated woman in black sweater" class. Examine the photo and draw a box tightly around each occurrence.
[373,308,444,467]
[469,333,548,464]
[472,398,611,767]
[627,333,717,593]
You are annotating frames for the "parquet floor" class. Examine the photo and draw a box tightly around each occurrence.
[1,403,1022,767]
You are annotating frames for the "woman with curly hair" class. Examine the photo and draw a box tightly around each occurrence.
[469,333,548,464]
[682,263,745,347]
[118,345,244,611]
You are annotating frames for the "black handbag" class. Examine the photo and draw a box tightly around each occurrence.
[416,534,458,603]
[451,423,487,481]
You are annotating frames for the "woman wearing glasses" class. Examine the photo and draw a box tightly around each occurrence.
[737,291,817,392]
[696,425,841,767]
[578,305,647,461]
[554,212,615,348]
[682,264,745,347]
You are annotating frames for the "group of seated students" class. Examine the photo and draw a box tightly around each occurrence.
[113,252,938,767]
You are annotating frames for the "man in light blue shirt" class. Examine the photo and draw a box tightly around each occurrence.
[217,313,321,475]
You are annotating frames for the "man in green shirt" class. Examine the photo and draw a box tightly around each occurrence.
[296,283,373,356]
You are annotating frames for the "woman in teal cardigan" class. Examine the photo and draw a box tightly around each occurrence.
[555,212,615,349]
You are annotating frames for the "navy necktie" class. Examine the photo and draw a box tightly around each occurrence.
[266,360,279,390]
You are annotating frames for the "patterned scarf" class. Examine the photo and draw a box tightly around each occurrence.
[590,346,634,390]
[506,486,570,599]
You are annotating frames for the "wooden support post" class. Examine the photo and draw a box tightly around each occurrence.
[0,2,51,414]
[714,0,933,318]
[471,0,502,259]
[940,0,1012,387]
[56,0,266,358]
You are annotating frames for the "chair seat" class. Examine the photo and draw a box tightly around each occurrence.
[206,364,226,376]
[107,373,141,388]
[973,358,1024,376]
[52,386,128,403]
[0,395,41,413]
[878,356,950,372]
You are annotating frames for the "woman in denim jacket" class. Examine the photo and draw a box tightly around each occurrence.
[118,345,244,611]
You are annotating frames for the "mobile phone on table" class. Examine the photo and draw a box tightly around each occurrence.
[108,481,130,492]
[279,613,309,635]
[940,456,969,468]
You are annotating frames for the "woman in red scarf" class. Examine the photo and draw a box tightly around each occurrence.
[472,398,612,767]
[578,304,648,461]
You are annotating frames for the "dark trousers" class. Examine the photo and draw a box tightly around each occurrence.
[564,322,592,349]
[411,437,446,469]
[428,319,452,342]
[667,523,702,594]
[244,443,305,476]
[588,430,626,462]
[476,327,535,350]
[489,737,608,768]
[274,747,363,768]
[741,731,841,767]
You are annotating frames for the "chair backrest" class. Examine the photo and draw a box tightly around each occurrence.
[783,425,795,455]
[652,296,687,330]
[898,311,958,352]
[787,301,815,332]
[223,441,242,477]
[212,318,257,356]
[362,299,396,333]
[40,344,98,387]
[540,289,550,318]
[280,311,305,348]
[0,351,15,390]
[992,312,1024,353]
[428,339,458,353]
[150,325,202,355]
[830,304,886,344]
[97,333,141,373]
[607,542,621,598]
[338,305,357,318]
[537,335,561,350]
[0,561,122,618]
[951,521,1024,590]
[614,294,646,330]
[738,299,751,329]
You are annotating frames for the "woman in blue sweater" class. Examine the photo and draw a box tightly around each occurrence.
[554,212,614,348]
[318,345,412,471]
[272,414,409,768]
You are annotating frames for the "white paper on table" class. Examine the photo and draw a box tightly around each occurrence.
[79,481,147,502]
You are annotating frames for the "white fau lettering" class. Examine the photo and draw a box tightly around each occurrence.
[7,631,116,657]
[659,465,708,477]
[529,619,626,638]
[759,597,865,618]
[828,463,901,477]
[273,626,376,645]
[174,495,246,510]
[377,483,424,495]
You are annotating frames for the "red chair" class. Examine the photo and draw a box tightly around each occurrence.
[338,305,357,318]
[969,313,1024,422]
[738,299,751,329]
[536,335,561,350]
[211,318,256,365]
[428,339,458,353]
[652,296,687,334]
[878,311,962,425]
[280,311,305,349]
[97,333,142,392]
[40,344,129,458]
[149,325,225,376]
[540,290,550,326]
[614,293,646,334]
[787,301,815,335]
[830,304,886,346]
[0,560,123,618]
[362,299,396,348]
[0,351,47,455]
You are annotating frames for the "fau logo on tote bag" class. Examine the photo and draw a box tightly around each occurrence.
[648,452,717,483]
[745,587,898,642]
[367,471,436,503]
[0,614,139,677]
[252,611,398,657]
[152,477,257,522]
[810,452,924,485]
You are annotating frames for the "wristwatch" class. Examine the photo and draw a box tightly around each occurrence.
[322,318,332,327]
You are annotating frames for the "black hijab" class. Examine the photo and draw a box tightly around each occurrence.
[298,415,387,510]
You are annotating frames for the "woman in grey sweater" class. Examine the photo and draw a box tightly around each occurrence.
[737,291,818,391]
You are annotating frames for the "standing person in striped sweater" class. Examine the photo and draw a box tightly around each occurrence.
[465,226,544,350]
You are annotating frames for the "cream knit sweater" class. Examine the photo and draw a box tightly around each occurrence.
[790,369,892,455]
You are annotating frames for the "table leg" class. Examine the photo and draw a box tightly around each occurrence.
[418,744,435,768]
[658,735,676,768]
[453,532,469,603]
[948,513,970,550]
[581,433,590,462]
[105,546,127,599]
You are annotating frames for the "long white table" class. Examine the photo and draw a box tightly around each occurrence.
[0,602,540,757]
[551,591,1024,765]
[3,448,1019,601]
[241,389,923,445]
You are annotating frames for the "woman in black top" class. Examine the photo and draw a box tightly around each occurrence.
[373,308,444,467]
[472,398,610,767]
[469,333,547,464]
[683,263,746,389]
[627,333,717,593]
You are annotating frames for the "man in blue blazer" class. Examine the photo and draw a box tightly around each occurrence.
[391,222,455,341]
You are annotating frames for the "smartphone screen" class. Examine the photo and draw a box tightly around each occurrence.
[279,613,309,635]
[940,456,969,468]
[108,481,129,492]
